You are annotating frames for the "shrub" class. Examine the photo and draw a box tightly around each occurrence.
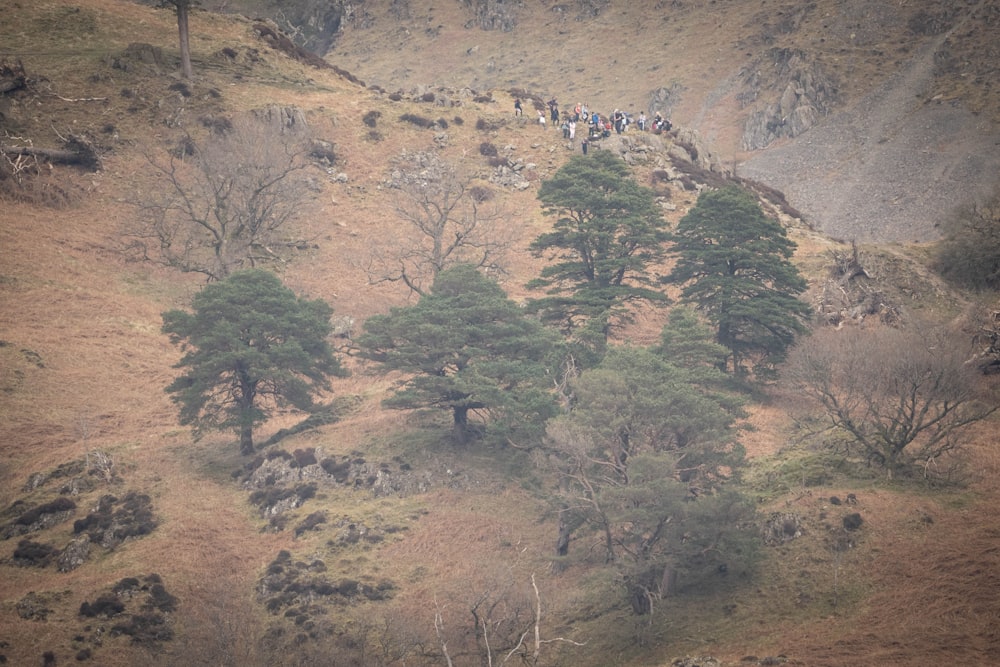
[436,117,449,128]
[388,92,403,101]
[146,584,178,613]
[309,139,336,163]
[366,130,383,142]
[167,81,191,97]
[361,110,381,128]
[200,115,232,134]
[12,539,59,567]
[320,458,351,482]
[399,113,434,128]
[72,492,156,547]
[479,142,498,157]
[112,577,141,596]
[312,582,336,596]
[15,497,76,525]
[452,115,464,125]
[294,511,327,537]
[110,611,173,644]
[80,594,125,618]
[336,580,359,597]
[249,487,293,508]
[421,91,435,103]
[934,190,1000,290]
[291,448,317,468]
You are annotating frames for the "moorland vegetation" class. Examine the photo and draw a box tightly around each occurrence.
[2,1,1000,666]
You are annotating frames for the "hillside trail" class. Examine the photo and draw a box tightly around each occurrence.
[737,0,1000,244]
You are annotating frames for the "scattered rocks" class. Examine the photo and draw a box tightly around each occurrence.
[2,497,76,540]
[258,549,396,617]
[17,591,66,621]
[58,534,91,572]
[72,491,157,549]
[672,657,720,667]
[77,574,178,651]
[762,512,804,546]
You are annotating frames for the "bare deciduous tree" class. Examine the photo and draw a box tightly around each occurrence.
[785,324,997,480]
[432,570,584,667]
[125,116,313,281]
[365,150,517,296]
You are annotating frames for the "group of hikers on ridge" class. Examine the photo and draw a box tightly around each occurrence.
[513,96,673,150]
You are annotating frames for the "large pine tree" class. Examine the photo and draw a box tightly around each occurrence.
[528,150,670,347]
[666,185,811,377]
[358,264,559,445]
[162,269,346,454]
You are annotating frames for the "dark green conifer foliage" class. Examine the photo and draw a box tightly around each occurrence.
[162,269,346,454]
[667,185,811,376]
[546,344,753,613]
[528,150,670,348]
[358,264,558,445]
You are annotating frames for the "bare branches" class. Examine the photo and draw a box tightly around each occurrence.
[433,597,455,667]
[365,150,518,296]
[124,115,313,281]
[786,324,997,480]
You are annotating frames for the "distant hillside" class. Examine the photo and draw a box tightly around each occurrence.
[1,2,999,667]
[220,0,1000,242]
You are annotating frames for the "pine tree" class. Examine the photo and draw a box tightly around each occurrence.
[545,346,753,613]
[162,269,346,454]
[666,185,811,377]
[358,264,559,445]
[528,151,670,348]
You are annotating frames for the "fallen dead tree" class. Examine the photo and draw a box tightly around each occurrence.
[0,135,101,170]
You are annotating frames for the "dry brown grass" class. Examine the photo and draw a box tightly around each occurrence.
[1,1,999,665]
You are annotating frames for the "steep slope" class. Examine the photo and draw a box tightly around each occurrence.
[738,2,1000,242]
[1,1,999,666]
[318,0,1000,242]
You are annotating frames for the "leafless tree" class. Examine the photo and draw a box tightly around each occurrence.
[433,571,584,667]
[125,115,313,281]
[365,150,517,296]
[785,324,997,480]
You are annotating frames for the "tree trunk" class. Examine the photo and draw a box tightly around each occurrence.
[240,421,254,455]
[1,138,100,170]
[176,2,193,79]
[452,405,469,444]
[555,515,572,556]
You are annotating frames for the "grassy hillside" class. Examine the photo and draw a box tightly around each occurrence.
[1,1,999,666]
